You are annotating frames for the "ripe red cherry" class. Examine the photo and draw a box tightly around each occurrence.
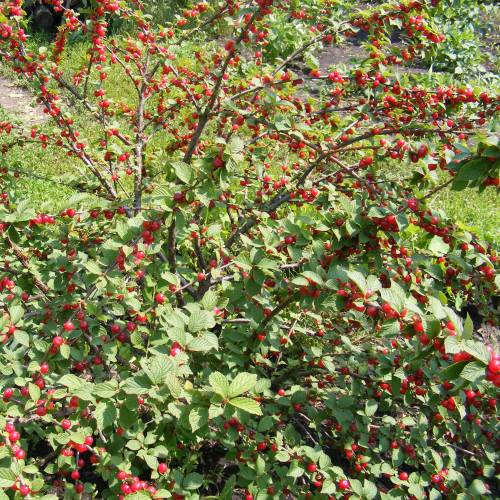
[399,471,409,481]
[19,485,30,497]
[9,431,20,442]
[71,470,80,480]
[52,336,64,347]
[257,441,267,452]
[3,388,13,399]
[158,463,168,474]
[155,292,166,304]
[306,463,318,472]
[63,321,75,332]
[61,419,72,430]
[338,479,350,490]
[197,272,205,282]
[488,355,500,375]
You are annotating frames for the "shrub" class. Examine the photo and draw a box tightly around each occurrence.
[423,0,498,74]
[0,0,499,498]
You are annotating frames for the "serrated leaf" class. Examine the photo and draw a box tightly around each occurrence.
[94,402,117,430]
[188,333,219,352]
[84,260,102,275]
[462,340,489,364]
[347,270,367,292]
[380,281,406,312]
[0,468,16,487]
[171,161,192,184]
[229,372,257,398]
[165,373,182,398]
[123,375,151,394]
[13,330,30,347]
[59,374,85,390]
[28,382,40,402]
[144,355,174,384]
[188,310,215,332]
[9,305,24,324]
[94,381,118,399]
[460,361,485,383]
[363,479,378,500]
[228,396,262,415]
[209,372,229,397]
[189,407,208,432]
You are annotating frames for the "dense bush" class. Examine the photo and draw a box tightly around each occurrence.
[0,0,499,498]
[422,0,498,74]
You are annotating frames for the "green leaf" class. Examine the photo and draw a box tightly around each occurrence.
[228,397,262,415]
[123,375,152,394]
[183,472,203,490]
[219,475,236,500]
[380,281,406,312]
[188,310,215,332]
[363,479,378,500]
[171,161,192,184]
[460,362,485,383]
[441,361,469,380]
[94,381,118,399]
[462,313,473,340]
[365,400,378,417]
[468,479,488,495]
[84,260,102,275]
[126,440,142,451]
[165,373,182,398]
[462,340,489,364]
[428,236,450,255]
[28,382,41,402]
[144,355,174,384]
[9,305,24,324]
[187,333,218,352]
[94,402,117,430]
[189,407,208,432]
[59,374,85,390]
[209,372,230,397]
[13,330,30,347]
[229,372,257,398]
[347,270,367,292]
[0,468,17,487]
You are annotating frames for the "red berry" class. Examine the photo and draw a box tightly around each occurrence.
[155,292,166,304]
[338,479,350,490]
[61,419,72,430]
[306,463,318,472]
[19,485,30,496]
[63,321,75,332]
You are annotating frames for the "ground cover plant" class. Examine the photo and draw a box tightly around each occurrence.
[0,0,499,498]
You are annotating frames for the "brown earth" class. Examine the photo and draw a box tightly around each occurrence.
[0,75,46,126]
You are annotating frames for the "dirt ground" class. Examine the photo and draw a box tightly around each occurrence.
[0,75,46,126]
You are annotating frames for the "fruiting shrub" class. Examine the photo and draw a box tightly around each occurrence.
[0,0,499,498]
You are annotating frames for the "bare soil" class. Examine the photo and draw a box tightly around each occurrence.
[0,75,46,125]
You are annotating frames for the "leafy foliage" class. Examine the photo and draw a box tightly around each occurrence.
[0,0,498,499]
[423,0,498,74]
